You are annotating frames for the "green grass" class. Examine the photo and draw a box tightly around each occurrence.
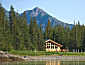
[8,50,85,56]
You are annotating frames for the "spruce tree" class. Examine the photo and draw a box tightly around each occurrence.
[52,26,56,41]
[82,25,85,51]
[54,23,67,48]
[64,25,71,49]
[75,22,81,48]
[44,28,48,39]
[15,17,25,50]
[22,12,31,50]
[9,5,17,49]
[70,21,76,49]
[38,24,44,50]
[0,5,12,51]
[29,16,34,50]
[44,19,52,39]
[33,17,40,50]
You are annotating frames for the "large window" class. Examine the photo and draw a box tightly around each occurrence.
[51,45,54,49]
[46,43,50,49]
[46,42,58,49]
[47,46,50,49]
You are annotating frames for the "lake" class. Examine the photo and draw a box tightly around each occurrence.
[0,61,85,65]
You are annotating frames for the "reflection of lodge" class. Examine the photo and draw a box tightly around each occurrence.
[45,39,68,52]
[46,61,60,65]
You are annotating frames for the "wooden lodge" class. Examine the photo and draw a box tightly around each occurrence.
[45,39,68,52]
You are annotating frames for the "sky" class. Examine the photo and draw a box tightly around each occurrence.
[0,0,85,25]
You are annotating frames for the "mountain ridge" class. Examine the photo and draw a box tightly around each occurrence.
[20,7,73,29]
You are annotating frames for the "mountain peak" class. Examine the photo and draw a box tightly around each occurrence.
[33,7,43,13]
[31,7,46,17]
[34,7,40,9]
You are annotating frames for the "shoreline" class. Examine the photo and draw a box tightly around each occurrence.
[23,55,85,61]
[0,51,85,61]
[0,55,85,61]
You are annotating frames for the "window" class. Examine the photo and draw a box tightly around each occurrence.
[47,46,50,49]
[46,43,50,49]
[51,46,54,49]
[51,43,54,45]
[47,43,50,45]
[55,45,57,49]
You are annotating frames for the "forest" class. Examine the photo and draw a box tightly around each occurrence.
[0,5,85,52]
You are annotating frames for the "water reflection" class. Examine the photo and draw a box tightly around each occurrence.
[46,61,85,65]
[0,61,85,65]
[46,61,60,65]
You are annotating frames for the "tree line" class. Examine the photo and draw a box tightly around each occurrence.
[0,5,85,51]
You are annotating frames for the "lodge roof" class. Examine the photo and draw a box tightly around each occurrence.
[45,39,63,47]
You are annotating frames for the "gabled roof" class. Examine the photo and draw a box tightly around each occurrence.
[45,39,63,47]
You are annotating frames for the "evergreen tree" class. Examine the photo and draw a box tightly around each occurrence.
[44,28,47,39]
[80,24,85,51]
[33,17,40,50]
[15,17,25,50]
[44,19,52,39]
[0,5,5,50]
[70,21,76,49]
[0,5,12,51]
[29,16,33,40]
[82,25,85,51]
[71,21,82,50]
[55,24,64,45]
[75,21,81,48]
[29,16,34,50]
[64,25,71,49]
[38,24,44,50]
[52,26,56,41]
[21,12,31,50]
[9,5,17,49]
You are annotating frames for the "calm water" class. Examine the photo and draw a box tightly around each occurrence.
[0,61,85,65]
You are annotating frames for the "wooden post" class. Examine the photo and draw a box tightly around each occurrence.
[54,45,55,51]
[74,49,75,52]
[50,43,51,51]
[81,49,82,52]
[35,48,36,53]
[76,49,77,53]
[78,49,79,53]
[73,49,75,52]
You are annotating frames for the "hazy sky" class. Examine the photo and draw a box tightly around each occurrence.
[0,0,85,25]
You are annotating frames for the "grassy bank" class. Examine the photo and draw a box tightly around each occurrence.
[8,50,85,56]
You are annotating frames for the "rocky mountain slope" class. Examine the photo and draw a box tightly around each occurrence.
[20,7,73,29]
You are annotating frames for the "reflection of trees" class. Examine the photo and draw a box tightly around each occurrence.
[46,61,60,65]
